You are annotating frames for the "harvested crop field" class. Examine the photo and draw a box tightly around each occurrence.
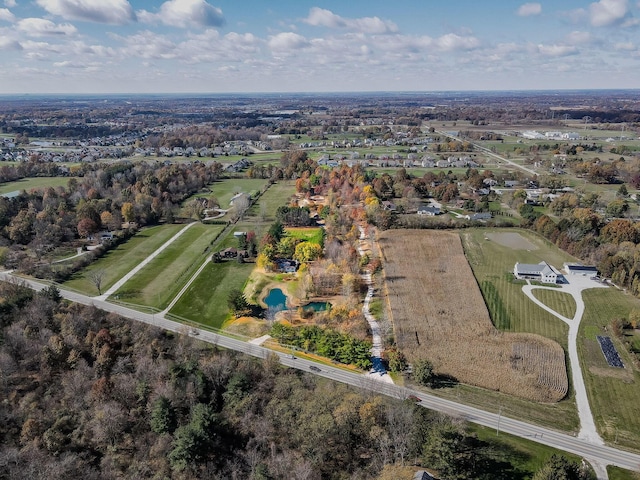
[378,229,567,403]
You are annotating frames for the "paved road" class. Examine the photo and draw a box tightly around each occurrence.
[2,272,639,475]
[435,130,537,176]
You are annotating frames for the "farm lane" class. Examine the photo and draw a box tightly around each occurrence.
[95,221,197,301]
[357,225,393,383]
[1,271,640,475]
[522,275,608,447]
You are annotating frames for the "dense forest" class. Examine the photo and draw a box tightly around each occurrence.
[0,281,592,480]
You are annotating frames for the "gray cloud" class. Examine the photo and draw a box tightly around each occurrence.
[17,17,77,36]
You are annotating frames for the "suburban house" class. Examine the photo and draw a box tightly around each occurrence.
[514,261,558,284]
[417,205,441,216]
[564,263,598,278]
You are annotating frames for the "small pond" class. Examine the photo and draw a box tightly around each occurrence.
[264,288,288,312]
[264,289,331,313]
[301,301,330,312]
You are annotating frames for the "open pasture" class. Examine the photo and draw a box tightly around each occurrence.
[379,229,568,403]
[63,224,184,295]
[112,223,225,309]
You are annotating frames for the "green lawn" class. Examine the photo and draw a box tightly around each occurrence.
[111,223,225,309]
[0,176,78,195]
[63,224,184,295]
[579,288,640,449]
[532,289,577,319]
[286,227,324,246]
[169,260,255,329]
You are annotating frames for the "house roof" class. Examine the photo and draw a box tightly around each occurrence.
[565,264,598,272]
[515,261,555,276]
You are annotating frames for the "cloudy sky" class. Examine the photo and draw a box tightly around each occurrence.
[0,0,639,94]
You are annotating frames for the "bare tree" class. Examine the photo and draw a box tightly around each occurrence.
[88,269,106,295]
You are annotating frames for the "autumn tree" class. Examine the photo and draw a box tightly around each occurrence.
[121,202,135,223]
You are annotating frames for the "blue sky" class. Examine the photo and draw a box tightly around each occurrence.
[0,0,639,93]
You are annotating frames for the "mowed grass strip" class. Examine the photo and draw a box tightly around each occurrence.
[64,224,184,295]
[169,260,254,329]
[579,288,640,450]
[112,223,225,309]
[532,289,577,319]
[608,466,640,480]
[460,228,574,347]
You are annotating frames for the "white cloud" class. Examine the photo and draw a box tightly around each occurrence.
[138,0,224,28]
[565,31,592,44]
[17,17,77,37]
[268,32,309,51]
[517,3,542,16]
[589,0,630,26]
[434,33,480,51]
[0,7,15,21]
[614,41,636,50]
[0,34,20,49]
[537,44,578,57]
[304,7,397,34]
[36,0,136,25]
[4,0,16,7]
[113,30,178,59]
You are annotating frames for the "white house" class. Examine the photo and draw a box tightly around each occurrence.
[514,261,558,284]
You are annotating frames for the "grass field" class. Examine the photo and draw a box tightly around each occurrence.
[169,260,255,329]
[111,223,225,309]
[0,176,78,194]
[579,288,640,449]
[286,227,324,246]
[379,229,568,403]
[532,289,577,319]
[63,224,184,295]
[197,178,268,207]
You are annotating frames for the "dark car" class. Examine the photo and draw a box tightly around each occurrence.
[309,365,321,372]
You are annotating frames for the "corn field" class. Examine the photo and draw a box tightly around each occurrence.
[378,229,568,403]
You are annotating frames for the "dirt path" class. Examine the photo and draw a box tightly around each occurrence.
[357,225,393,384]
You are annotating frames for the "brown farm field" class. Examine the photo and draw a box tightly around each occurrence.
[378,229,568,403]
